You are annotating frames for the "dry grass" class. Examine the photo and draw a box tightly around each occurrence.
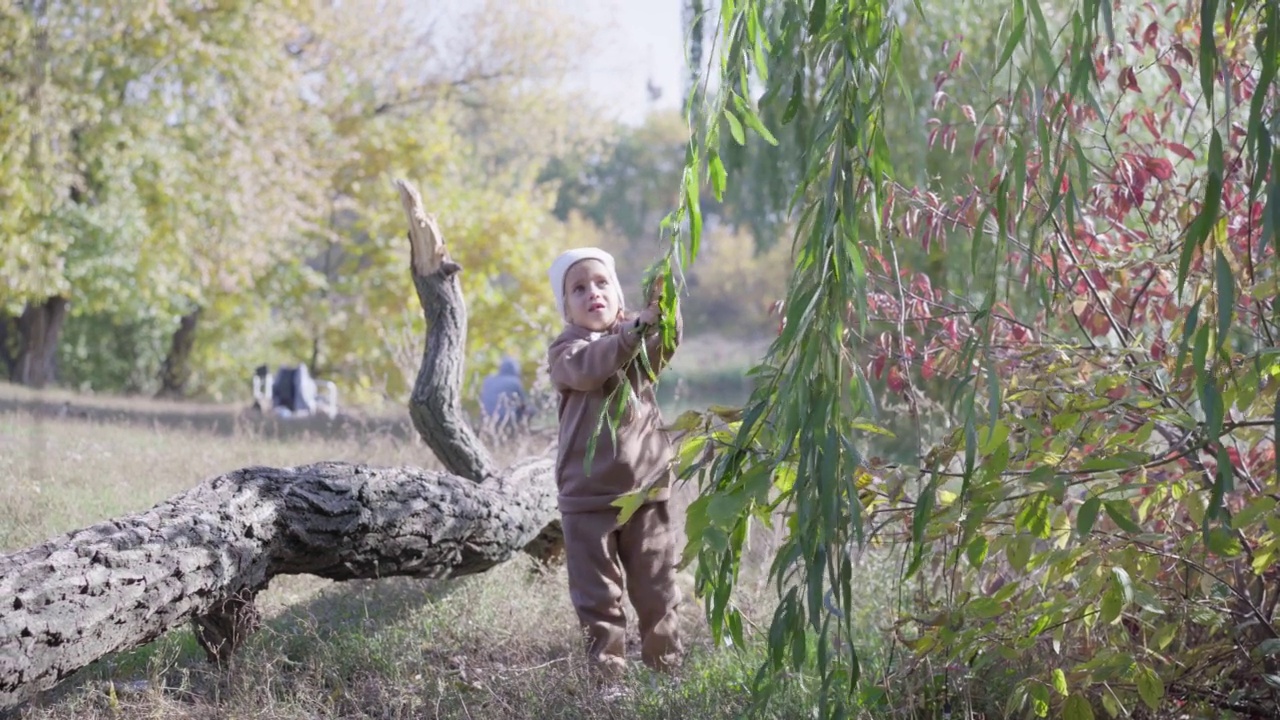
[0,383,817,720]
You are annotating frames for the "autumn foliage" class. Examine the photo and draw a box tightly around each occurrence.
[832,3,1280,716]
[677,0,1280,717]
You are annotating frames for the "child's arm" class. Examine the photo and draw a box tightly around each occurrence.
[549,329,642,392]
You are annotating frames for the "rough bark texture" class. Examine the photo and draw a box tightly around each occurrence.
[0,460,555,708]
[0,180,561,712]
[396,180,497,483]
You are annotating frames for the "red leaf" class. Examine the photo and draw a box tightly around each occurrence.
[1143,21,1159,47]
[1171,43,1194,66]
[1248,443,1276,469]
[1141,111,1160,139]
[1119,66,1140,93]
[1240,75,1257,102]
[1160,63,1182,92]
[1165,141,1195,161]
[870,355,885,380]
[1119,109,1136,134]
[921,356,936,380]
[1226,446,1242,468]
[887,367,907,393]
[1144,156,1174,181]
[1088,309,1111,337]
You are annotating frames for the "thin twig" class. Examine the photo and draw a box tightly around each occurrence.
[503,657,570,677]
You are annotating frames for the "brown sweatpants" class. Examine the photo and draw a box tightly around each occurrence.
[560,501,683,676]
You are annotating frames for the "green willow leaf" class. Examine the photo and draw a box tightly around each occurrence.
[1215,250,1234,351]
[1078,496,1102,537]
[725,109,747,145]
[1179,131,1224,294]
[1200,0,1219,100]
[997,0,1027,73]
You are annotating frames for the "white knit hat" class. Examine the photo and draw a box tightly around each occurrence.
[548,247,626,321]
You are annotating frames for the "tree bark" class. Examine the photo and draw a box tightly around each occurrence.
[155,308,203,399]
[0,181,562,712]
[0,311,18,380]
[396,179,498,483]
[10,297,68,388]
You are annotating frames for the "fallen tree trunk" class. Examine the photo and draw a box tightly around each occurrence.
[0,180,562,712]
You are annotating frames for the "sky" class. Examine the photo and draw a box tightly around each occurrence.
[555,0,687,125]
[413,0,688,127]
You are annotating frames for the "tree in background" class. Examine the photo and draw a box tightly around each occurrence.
[1,0,612,404]
[1,1,325,393]
[260,0,607,406]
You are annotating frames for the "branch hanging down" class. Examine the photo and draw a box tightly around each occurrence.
[0,179,561,713]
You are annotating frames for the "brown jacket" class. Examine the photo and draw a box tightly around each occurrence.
[548,310,683,514]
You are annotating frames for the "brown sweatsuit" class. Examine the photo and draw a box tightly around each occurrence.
[547,309,684,675]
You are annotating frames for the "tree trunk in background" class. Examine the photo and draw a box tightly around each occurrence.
[156,308,203,398]
[0,181,563,712]
[10,297,68,388]
[0,311,19,380]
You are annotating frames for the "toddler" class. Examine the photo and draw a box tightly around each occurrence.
[546,247,684,679]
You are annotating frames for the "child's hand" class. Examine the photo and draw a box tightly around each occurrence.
[647,273,665,306]
[635,273,664,327]
[636,302,661,328]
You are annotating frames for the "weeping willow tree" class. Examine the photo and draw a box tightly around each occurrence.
[656,0,1280,717]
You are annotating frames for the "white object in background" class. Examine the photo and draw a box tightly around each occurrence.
[318,381,339,419]
[252,372,274,410]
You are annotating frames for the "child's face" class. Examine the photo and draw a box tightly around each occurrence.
[564,259,619,332]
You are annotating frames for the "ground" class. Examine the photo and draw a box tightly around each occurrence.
[0,335,834,720]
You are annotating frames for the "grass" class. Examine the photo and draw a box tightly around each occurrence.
[0,330,918,720]
[0,373,883,720]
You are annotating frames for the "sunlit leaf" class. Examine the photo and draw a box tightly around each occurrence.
[1135,665,1164,711]
[966,535,990,568]
[1052,668,1068,697]
[724,109,747,145]
[1205,526,1243,557]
